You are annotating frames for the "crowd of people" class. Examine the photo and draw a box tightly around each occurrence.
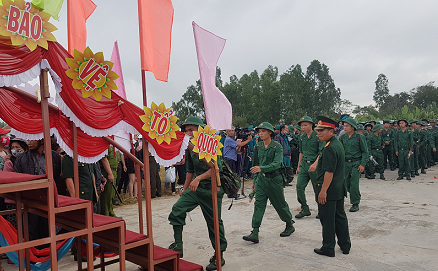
[1,115,438,270]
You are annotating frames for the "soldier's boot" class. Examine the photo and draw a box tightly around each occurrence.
[168,242,183,258]
[349,204,359,212]
[415,171,420,176]
[406,175,412,180]
[411,172,415,178]
[294,206,311,218]
[206,252,225,271]
[243,228,259,243]
[421,168,427,174]
[368,174,375,179]
[280,222,295,237]
[380,173,385,180]
[396,176,403,180]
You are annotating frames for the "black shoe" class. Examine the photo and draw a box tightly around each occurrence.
[415,172,420,176]
[316,214,320,219]
[421,169,426,174]
[156,193,162,197]
[390,167,396,171]
[74,255,96,262]
[396,176,403,180]
[113,199,120,206]
[314,248,335,257]
[342,250,350,255]
[151,195,156,198]
[411,173,415,178]
[406,176,411,180]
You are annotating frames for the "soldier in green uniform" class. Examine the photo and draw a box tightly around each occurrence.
[430,119,438,163]
[394,119,413,180]
[100,146,118,217]
[362,123,373,178]
[427,119,436,166]
[367,123,385,180]
[339,118,368,212]
[312,116,351,257]
[295,116,324,218]
[243,122,295,243]
[363,123,373,137]
[168,117,227,271]
[382,120,395,171]
[409,120,420,177]
[357,124,364,135]
[418,121,428,174]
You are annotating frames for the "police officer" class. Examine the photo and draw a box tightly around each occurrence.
[340,118,368,212]
[382,120,395,171]
[243,122,295,243]
[168,117,227,271]
[295,116,324,218]
[394,119,413,180]
[313,116,351,257]
[367,123,385,180]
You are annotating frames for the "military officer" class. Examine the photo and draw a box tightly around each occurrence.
[382,120,395,171]
[312,116,351,257]
[367,123,385,180]
[168,117,227,271]
[295,116,324,218]
[339,118,368,212]
[243,122,295,243]
[394,119,413,180]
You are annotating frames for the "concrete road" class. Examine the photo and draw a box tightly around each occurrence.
[3,166,438,271]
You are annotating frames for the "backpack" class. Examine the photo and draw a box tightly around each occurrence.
[219,159,241,197]
[256,141,294,187]
[340,132,363,152]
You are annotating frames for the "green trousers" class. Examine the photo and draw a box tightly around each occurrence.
[100,169,117,217]
[296,161,318,209]
[344,161,361,205]
[168,186,227,252]
[252,174,293,228]
[383,144,394,169]
[397,150,411,177]
[369,150,384,176]
[318,198,351,255]
[410,146,419,174]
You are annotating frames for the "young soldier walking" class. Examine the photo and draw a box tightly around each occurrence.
[339,118,368,212]
[295,116,323,218]
[367,123,385,180]
[243,122,295,243]
[313,116,351,257]
[394,119,413,180]
[168,117,227,271]
[382,120,395,171]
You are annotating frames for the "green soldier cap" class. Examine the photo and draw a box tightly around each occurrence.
[288,125,295,132]
[294,124,302,131]
[314,116,338,130]
[357,124,364,130]
[256,122,275,133]
[274,125,281,130]
[344,117,358,129]
[398,118,408,125]
[430,119,437,123]
[383,120,390,124]
[181,116,204,129]
[364,122,373,128]
[297,116,314,125]
[372,123,383,132]
[408,119,414,125]
[419,121,426,126]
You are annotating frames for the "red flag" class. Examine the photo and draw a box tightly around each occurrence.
[137,0,174,82]
[67,0,97,55]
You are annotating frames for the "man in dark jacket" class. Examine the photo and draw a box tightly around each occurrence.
[274,125,291,166]
[13,139,63,243]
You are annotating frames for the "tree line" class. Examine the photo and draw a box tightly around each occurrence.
[172,60,345,127]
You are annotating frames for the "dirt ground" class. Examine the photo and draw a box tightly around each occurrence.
[2,166,438,271]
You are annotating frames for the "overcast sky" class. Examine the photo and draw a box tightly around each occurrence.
[50,0,438,112]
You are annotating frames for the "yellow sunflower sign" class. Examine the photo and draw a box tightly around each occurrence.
[65,47,119,101]
[191,125,223,162]
[140,102,179,145]
[0,0,57,51]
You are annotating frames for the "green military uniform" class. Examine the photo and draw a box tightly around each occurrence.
[340,118,368,212]
[394,121,413,180]
[289,125,301,172]
[314,117,351,257]
[382,120,395,170]
[100,146,118,217]
[243,122,295,243]
[367,124,385,180]
[168,149,227,251]
[418,121,428,173]
[295,116,324,218]
[362,123,373,178]
[432,120,438,163]
[427,122,436,167]
[409,120,420,177]
[62,155,95,202]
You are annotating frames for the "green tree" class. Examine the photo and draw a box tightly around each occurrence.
[171,80,205,125]
[411,82,438,108]
[373,74,390,109]
[279,64,306,123]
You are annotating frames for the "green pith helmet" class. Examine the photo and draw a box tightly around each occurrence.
[430,119,437,123]
[297,116,314,125]
[181,116,204,129]
[288,125,295,132]
[372,123,383,132]
[364,123,373,129]
[383,120,391,124]
[294,124,302,131]
[357,124,364,130]
[255,122,275,133]
[398,118,408,125]
[344,117,358,129]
